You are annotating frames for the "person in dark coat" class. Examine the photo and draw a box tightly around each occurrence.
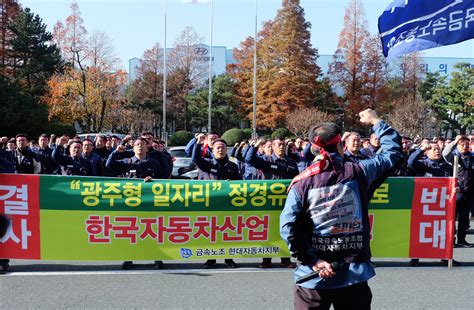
[192,134,239,269]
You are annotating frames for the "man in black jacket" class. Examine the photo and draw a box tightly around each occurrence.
[106,138,165,270]
[443,135,473,248]
[245,137,298,268]
[13,134,41,174]
[36,134,59,175]
[192,135,239,268]
[52,137,93,176]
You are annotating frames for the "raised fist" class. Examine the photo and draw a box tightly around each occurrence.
[359,109,381,126]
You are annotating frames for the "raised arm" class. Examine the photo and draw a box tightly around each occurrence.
[407,148,427,174]
[192,134,212,172]
[52,136,73,166]
[358,110,403,189]
[442,135,460,163]
[244,139,271,172]
[185,136,197,157]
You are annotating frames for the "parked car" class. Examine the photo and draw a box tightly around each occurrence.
[168,146,196,178]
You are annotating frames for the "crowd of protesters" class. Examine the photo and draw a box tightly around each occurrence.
[186,130,474,268]
[0,129,472,272]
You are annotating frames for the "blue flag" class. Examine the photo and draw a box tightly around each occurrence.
[378,0,474,60]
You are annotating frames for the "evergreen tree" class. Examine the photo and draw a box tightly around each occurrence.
[187,74,240,133]
[0,76,48,136]
[8,7,63,97]
[429,63,473,135]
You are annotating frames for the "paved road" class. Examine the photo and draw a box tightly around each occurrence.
[2,235,474,309]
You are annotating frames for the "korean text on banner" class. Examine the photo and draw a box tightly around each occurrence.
[409,178,456,259]
[378,0,474,60]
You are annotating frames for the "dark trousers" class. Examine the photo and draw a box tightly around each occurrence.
[456,193,472,241]
[294,281,372,310]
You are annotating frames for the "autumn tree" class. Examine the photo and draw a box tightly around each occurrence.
[259,0,321,128]
[44,2,126,132]
[396,52,425,102]
[228,34,262,126]
[387,97,436,139]
[361,34,391,113]
[230,0,322,130]
[125,42,163,132]
[285,108,336,139]
[328,0,370,128]
[52,2,87,68]
[167,26,206,130]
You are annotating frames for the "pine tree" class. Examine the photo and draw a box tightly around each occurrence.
[8,8,63,97]
[429,63,473,135]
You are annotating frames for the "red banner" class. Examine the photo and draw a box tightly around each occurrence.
[0,175,41,259]
[409,178,456,259]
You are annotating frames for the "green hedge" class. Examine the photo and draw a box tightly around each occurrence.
[242,128,252,140]
[222,128,245,145]
[168,130,194,146]
[271,128,291,139]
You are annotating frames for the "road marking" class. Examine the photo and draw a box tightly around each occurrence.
[3,268,293,277]
[5,265,473,277]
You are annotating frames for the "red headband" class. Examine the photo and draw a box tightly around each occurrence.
[212,141,226,147]
[312,134,342,148]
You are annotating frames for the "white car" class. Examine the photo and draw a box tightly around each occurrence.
[168,146,196,178]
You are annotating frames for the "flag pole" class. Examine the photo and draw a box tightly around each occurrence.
[252,0,258,139]
[449,155,459,270]
[162,0,167,144]
[207,0,213,134]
